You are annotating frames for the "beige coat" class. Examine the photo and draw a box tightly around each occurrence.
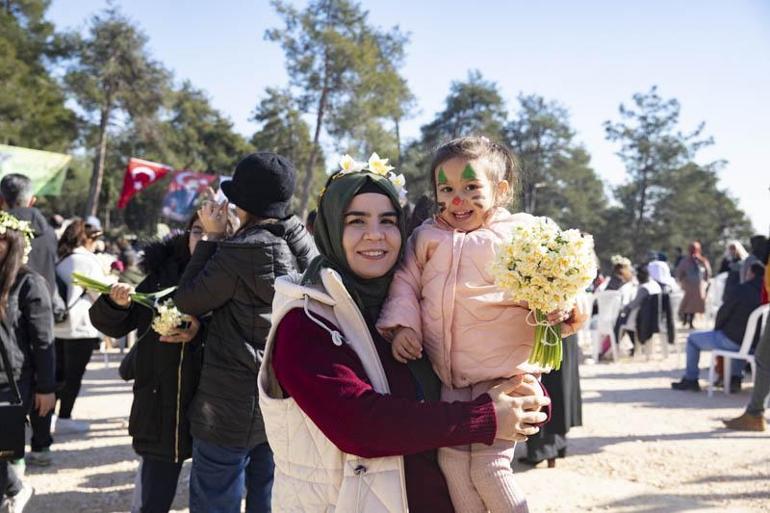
[258,269,409,513]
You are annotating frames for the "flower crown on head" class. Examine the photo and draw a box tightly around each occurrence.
[0,211,34,264]
[325,152,408,202]
[610,254,632,268]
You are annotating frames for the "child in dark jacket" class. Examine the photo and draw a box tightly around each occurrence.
[175,152,317,513]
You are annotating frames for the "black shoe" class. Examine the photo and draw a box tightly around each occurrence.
[729,377,742,393]
[671,378,701,391]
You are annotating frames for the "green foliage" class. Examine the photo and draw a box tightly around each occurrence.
[402,70,507,199]
[266,0,414,215]
[250,87,326,213]
[64,6,170,217]
[604,86,713,260]
[0,1,77,151]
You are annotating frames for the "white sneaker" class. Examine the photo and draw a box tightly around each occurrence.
[53,417,89,434]
[7,483,34,513]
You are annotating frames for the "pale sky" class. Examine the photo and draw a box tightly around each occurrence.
[49,1,770,234]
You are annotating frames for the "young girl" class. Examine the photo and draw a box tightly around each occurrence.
[377,136,580,513]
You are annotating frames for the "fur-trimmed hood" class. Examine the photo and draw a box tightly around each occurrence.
[140,234,190,276]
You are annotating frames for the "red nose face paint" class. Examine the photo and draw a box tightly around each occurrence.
[452,196,462,206]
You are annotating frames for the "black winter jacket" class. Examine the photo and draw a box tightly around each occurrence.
[0,269,55,393]
[89,235,202,462]
[715,274,763,345]
[8,207,57,294]
[175,215,317,448]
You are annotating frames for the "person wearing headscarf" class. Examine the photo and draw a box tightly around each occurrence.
[258,167,550,512]
[675,241,711,329]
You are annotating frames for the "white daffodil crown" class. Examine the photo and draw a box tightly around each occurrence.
[329,153,408,202]
[0,211,34,264]
[610,254,632,268]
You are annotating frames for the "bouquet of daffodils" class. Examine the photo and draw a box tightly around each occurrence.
[71,272,184,336]
[491,217,597,370]
[151,299,192,336]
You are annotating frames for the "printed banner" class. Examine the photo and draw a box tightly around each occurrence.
[160,171,217,222]
[0,144,72,196]
[117,158,173,208]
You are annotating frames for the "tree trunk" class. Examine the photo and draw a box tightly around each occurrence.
[299,69,330,219]
[633,164,649,257]
[394,117,401,168]
[85,104,111,217]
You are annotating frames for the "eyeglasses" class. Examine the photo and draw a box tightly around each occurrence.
[187,228,205,237]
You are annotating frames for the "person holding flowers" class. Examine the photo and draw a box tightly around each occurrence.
[88,212,223,513]
[258,158,550,513]
[174,152,316,513]
[377,136,588,513]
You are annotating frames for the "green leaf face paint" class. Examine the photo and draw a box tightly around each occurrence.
[461,164,478,181]
[437,167,448,185]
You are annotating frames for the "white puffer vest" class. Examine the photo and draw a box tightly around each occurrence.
[258,268,409,513]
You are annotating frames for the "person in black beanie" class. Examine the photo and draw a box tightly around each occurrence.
[175,152,318,513]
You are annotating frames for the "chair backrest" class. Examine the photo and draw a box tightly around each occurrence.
[576,292,594,332]
[619,282,638,306]
[595,290,622,332]
[705,273,727,321]
[737,304,770,356]
[668,290,684,318]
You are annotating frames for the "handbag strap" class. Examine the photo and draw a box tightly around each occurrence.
[0,314,23,405]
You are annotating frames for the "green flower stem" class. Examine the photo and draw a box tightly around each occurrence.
[71,273,176,310]
[528,310,563,371]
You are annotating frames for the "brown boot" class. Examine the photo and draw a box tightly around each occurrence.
[723,412,766,432]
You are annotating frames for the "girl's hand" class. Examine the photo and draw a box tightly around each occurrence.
[487,377,550,441]
[546,309,571,326]
[159,316,201,344]
[391,327,422,363]
[198,200,229,237]
[109,283,134,307]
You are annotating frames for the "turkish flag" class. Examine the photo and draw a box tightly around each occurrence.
[117,158,173,208]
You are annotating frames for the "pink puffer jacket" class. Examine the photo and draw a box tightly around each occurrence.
[377,208,542,388]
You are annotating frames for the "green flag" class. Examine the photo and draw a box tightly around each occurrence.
[0,144,72,196]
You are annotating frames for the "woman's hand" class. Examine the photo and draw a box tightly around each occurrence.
[159,316,201,344]
[35,392,56,416]
[487,376,550,441]
[109,283,134,307]
[198,200,229,238]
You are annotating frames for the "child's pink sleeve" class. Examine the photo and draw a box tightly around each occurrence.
[377,233,425,339]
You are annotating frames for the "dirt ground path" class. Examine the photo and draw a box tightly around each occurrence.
[20,330,770,513]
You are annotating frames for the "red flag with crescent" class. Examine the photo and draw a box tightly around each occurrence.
[117,158,173,208]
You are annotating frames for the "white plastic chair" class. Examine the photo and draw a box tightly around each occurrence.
[705,273,727,324]
[593,290,622,362]
[575,292,595,357]
[707,304,770,397]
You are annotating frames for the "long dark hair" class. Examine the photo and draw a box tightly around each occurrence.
[0,229,28,320]
[58,218,87,258]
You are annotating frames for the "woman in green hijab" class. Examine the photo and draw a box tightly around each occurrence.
[258,167,550,512]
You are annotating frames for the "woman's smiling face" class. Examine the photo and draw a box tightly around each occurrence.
[342,193,401,279]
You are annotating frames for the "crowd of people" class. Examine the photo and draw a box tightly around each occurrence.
[0,134,767,513]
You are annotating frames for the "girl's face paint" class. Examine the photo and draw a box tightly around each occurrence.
[434,158,502,232]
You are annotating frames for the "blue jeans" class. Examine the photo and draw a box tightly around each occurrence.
[684,330,743,380]
[189,438,274,513]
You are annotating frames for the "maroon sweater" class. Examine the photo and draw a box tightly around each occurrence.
[272,308,498,512]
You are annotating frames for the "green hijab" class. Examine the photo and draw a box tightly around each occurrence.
[303,171,406,321]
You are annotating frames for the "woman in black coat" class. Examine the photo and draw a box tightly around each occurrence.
[520,334,583,467]
[89,215,209,513]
